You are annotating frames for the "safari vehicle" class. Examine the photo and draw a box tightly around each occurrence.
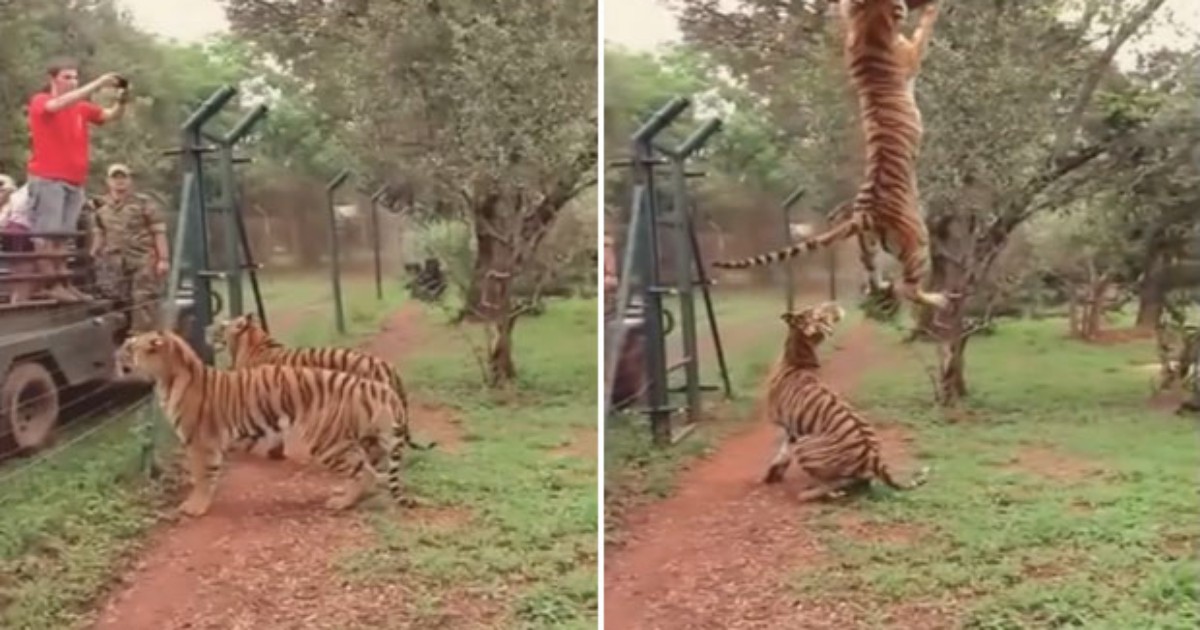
[0,240,209,455]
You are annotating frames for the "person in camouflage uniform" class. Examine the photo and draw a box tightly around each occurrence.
[91,163,169,334]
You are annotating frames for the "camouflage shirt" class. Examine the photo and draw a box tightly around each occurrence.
[95,192,167,270]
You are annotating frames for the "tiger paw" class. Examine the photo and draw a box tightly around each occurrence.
[178,495,212,517]
[396,495,423,509]
[922,292,951,309]
[763,466,786,484]
[325,493,364,511]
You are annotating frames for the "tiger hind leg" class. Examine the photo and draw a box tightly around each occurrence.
[790,434,872,503]
[897,280,950,310]
[873,456,931,492]
[321,443,378,510]
[795,476,868,504]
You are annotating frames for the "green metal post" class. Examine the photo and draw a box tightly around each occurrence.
[779,184,806,312]
[178,85,236,364]
[216,144,243,317]
[667,156,701,421]
[217,104,268,318]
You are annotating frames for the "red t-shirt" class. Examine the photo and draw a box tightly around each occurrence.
[26,92,104,186]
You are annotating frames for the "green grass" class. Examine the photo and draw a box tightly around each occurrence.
[0,405,159,630]
[0,273,397,630]
[336,297,598,629]
[791,317,1200,628]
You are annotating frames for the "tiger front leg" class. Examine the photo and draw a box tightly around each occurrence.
[762,425,793,484]
[179,445,224,516]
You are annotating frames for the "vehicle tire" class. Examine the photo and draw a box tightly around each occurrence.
[2,361,60,452]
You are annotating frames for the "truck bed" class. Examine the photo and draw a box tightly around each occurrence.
[0,299,127,387]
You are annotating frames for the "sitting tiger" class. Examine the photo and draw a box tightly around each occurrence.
[763,302,928,501]
[207,313,435,459]
[118,330,418,516]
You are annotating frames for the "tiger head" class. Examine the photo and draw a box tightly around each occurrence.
[117,331,196,380]
[838,0,908,27]
[781,301,845,344]
[208,313,270,359]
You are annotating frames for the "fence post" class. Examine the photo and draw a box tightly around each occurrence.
[370,187,385,301]
[326,170,351,335]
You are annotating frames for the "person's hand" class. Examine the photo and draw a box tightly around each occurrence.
[154,257,169,279]
[98,72,123,88]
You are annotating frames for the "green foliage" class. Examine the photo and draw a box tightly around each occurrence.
[224,0,596,210]
[790,318,1199,627]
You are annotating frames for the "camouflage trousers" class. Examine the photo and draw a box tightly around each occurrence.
[97,258,164,334]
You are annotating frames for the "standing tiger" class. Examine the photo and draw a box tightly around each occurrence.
[714,0,947,319]
[118,330,418,516]
[763,302,928,501]
[208,313,435,457]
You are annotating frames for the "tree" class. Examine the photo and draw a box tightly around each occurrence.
[223,0,598,385]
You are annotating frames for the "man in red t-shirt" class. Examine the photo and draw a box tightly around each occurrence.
[23,57,129,303]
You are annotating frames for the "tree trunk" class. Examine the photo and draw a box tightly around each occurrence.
[1135,255,1167,329]
[463,230,498,321]
[488,316,517,386]
[936,246,974,403]
[463,193,503,322]
[1067,289,1082,337]
[1082,279,1109,340]
[938,335,969,405]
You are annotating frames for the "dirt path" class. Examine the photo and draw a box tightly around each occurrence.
[90,302,460,630]
[604,322,915,630]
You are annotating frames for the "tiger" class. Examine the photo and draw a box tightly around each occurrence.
[762,302,929,501]
[117,330,418,516]
[207,312,435,458]
[713,0,947,320]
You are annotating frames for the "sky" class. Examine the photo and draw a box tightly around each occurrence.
[118,0,229,43]
[122,0,1199,58]
[604,0,1200,65]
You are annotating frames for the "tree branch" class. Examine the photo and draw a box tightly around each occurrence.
[1050,0,1169,162]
